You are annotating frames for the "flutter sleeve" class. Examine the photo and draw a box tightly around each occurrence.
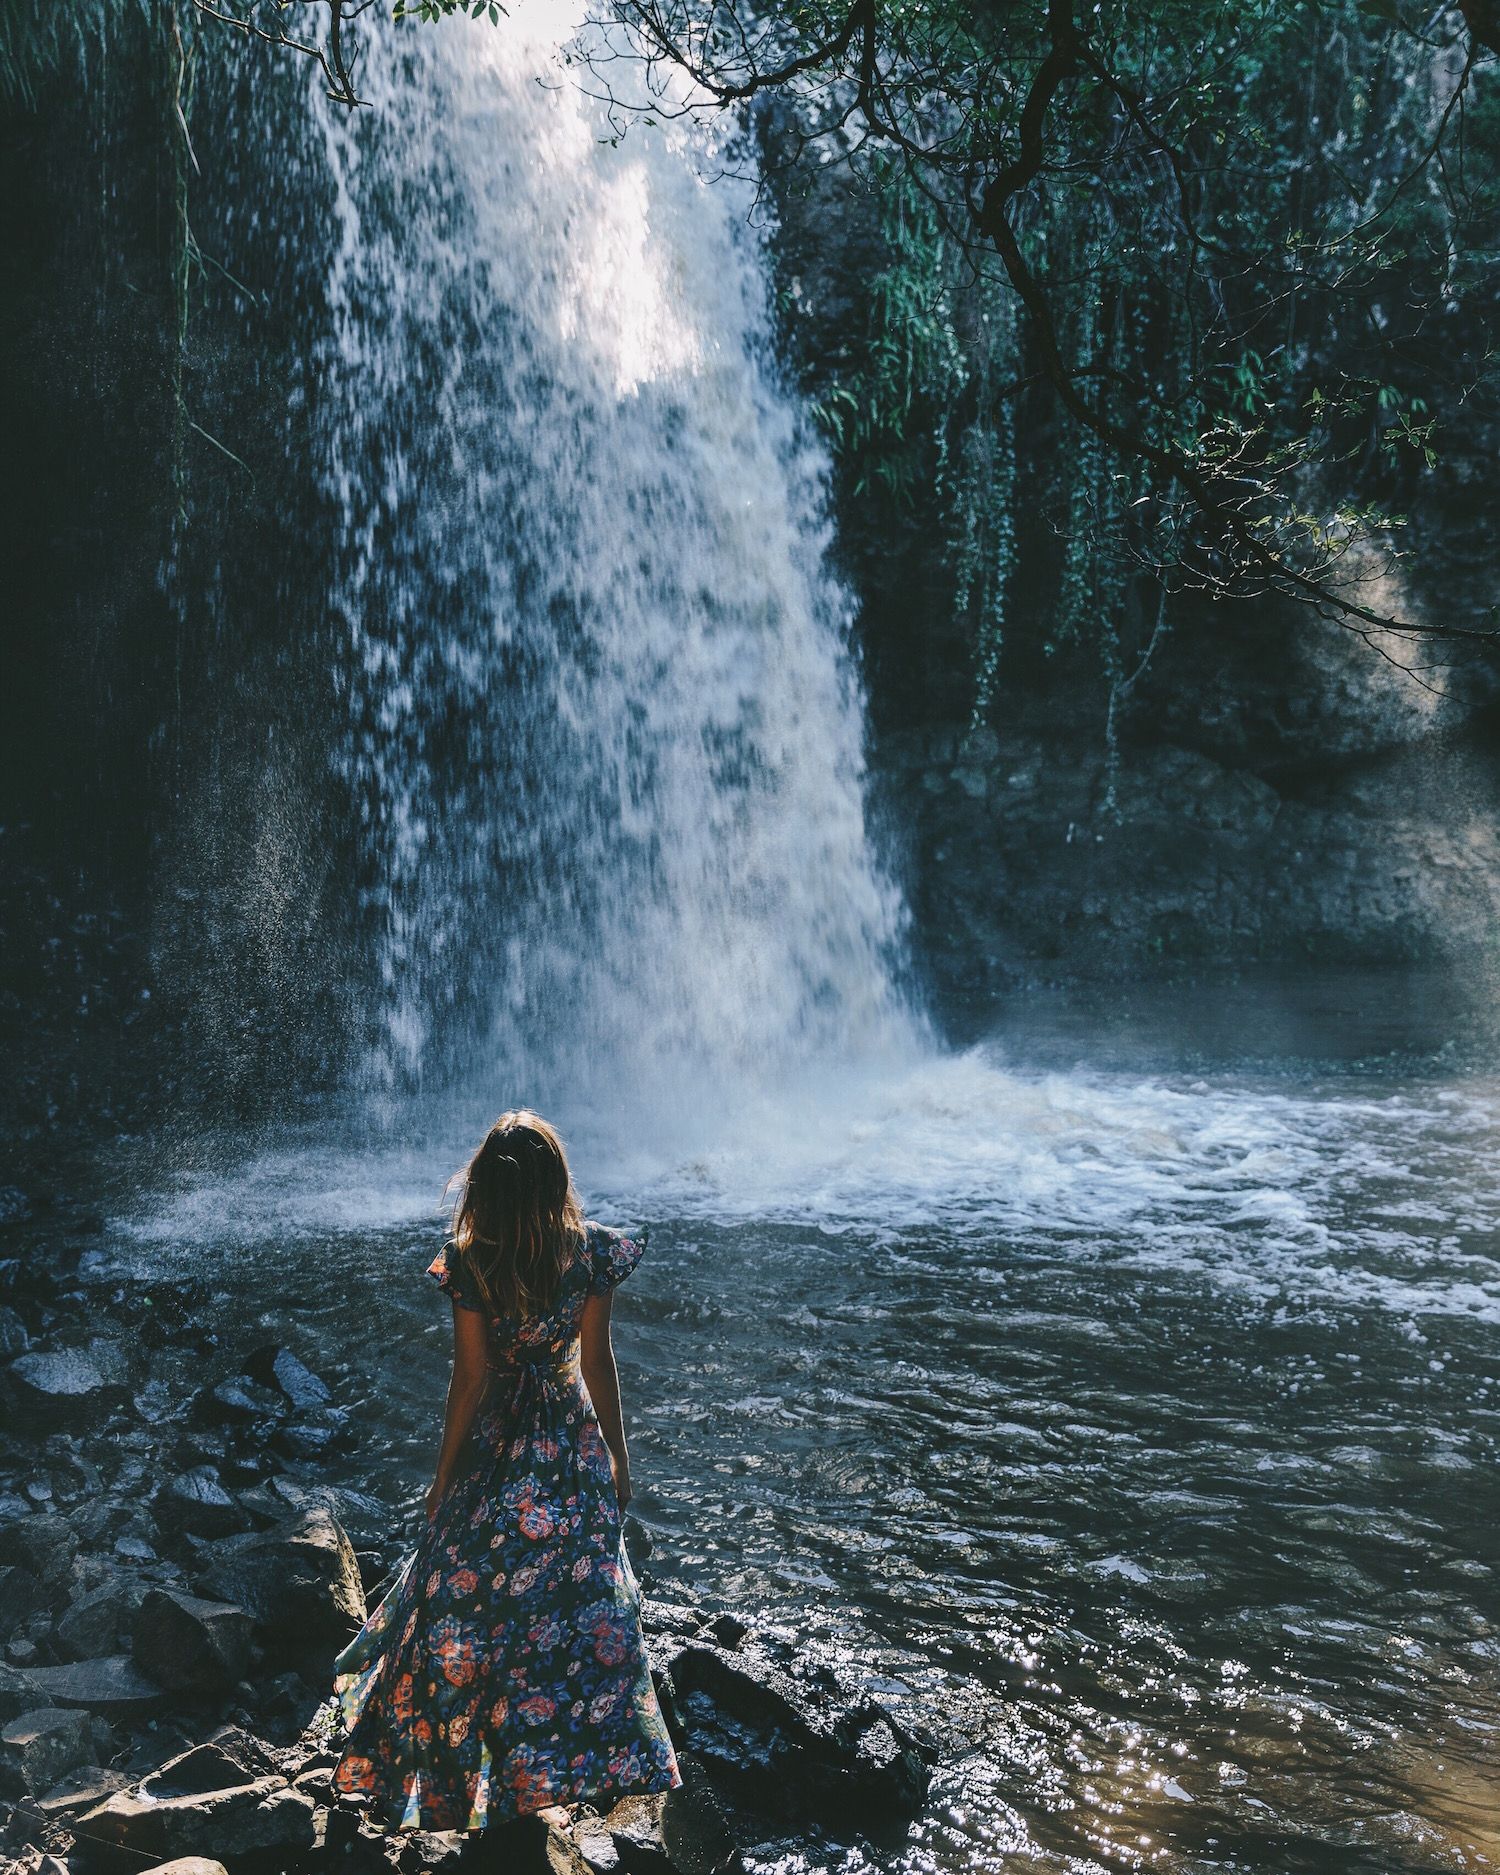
[588,1222,649,1296]
[426,1245,486,1314]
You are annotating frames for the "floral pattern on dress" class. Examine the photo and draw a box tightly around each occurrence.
[331,1219,680,1831]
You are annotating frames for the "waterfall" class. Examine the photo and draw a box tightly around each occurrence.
[310,5,930,1137]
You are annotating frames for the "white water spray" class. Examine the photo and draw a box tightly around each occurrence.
[313,6,928,1128]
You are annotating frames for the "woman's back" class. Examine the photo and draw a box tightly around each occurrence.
[331,1121,678,1834]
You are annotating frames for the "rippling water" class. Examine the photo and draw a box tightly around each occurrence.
[116,1025,1500,1874]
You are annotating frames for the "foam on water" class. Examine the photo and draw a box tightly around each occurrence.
[121,1045,1500,1327]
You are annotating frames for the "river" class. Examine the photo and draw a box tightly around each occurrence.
[111,989,1500,1874]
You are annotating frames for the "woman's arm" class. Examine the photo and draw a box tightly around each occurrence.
[579,1289,631,1513]
[425,1301,492,1521]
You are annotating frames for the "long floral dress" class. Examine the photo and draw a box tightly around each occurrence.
[330,1220,682,1830]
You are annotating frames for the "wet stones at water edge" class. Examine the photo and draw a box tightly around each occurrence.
[0,1253,935,1874]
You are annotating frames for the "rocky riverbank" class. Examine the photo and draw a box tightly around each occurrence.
[0,1226,935,1875]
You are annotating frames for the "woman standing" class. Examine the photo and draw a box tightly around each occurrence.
[331,1110,682,1832]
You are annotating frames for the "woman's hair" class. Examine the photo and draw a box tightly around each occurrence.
[445,1109,586,1318]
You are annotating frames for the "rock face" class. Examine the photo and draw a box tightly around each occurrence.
[878,712,1500,1011]
[193,1507,366,1650]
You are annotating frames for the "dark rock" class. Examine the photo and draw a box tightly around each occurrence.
[75,1740,316,1864]
[85,1337,134,1386]
[0,1306,29,1357]
[0,1705,95,1796]
[56,1578,148,1661]
[0,1566,43,1639]
[659,1757,746,1875]
[0,1187,32,1225]
[34,1762,132,1817]
[151,1468,250,1541]
[393,1829,463,1871]
[659,1641,932,1831]
[697,1614,747,1651]
[192,1507,364,1650]
[0,1653,166,1717]
[243,1347,333,1413]
[200,1377,287,1426]
[0,1514,79,1587]
[6,1637,40,1667]
[7,1350,114,1422]
[132,1589,252,1693]
[269,1419,338,1460]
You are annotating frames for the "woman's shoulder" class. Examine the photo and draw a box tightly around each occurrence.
[582,1217,649,1294]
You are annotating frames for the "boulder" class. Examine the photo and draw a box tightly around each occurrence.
[7,1350,114,1422]
[659,1758,747,1875]
[132,1588,252,1692]
[33,1763,132,1818]
[193,1507,364,1650]
[56,1577,148,1661]
[0,1565,43,1638]
[75,1742,316,1864]
[0,1654,166,1718]
[243,1347,333,1412]
[151,1468,250,1541]
[0,1705,95,1796]
[200,1377,287,1426]
[659,1641,933,1830]
[139,1863,231,1875]
[0,1513,79,1584]
[139,1863,232,1875]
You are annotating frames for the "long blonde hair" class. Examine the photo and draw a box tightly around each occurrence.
[445,1109,586,1318]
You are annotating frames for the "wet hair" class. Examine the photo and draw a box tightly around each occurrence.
[444,1109,586,1318]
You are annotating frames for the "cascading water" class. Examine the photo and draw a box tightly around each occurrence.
[312,5,930,1136]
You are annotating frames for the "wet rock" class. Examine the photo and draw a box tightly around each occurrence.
[0,1187,32,1225]
[659,1641,933,1830]
[56,1579,148,1662]
[192,1507,364,1650]
[0,1654,166,1718]
[200,1377,286,1426]
[75,1741,316,1865]
[0,1706,95,1796]
[7,1351,114,1422]
[243,1347,332,1413]
[0,1565,43,1638]
[660,1759,746,1875]
[0,1514,79,1588]
[84,1338,133,1386]
[151,1468,250,1541]
[132,1589,252,1693]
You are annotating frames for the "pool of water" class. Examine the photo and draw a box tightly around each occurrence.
[111,1024,1500,1873]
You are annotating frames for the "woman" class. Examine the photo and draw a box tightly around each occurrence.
[331,1109,682,1833]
